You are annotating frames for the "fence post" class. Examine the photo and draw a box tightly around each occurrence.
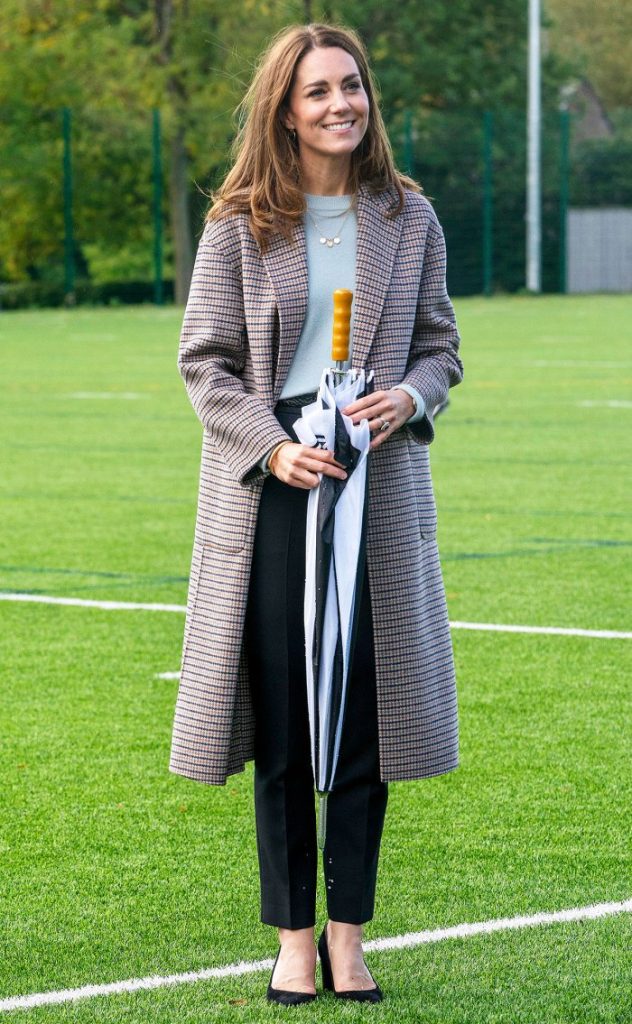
[62,107,75,304]
[559,108,570,294]
[483,110,493,297]
[152,109,164,305]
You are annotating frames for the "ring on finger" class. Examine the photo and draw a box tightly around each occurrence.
[379,419,390,433]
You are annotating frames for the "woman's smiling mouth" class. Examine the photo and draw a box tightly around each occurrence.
[322,120,356,132]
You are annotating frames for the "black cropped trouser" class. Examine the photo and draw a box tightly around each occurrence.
[244,400,389,930]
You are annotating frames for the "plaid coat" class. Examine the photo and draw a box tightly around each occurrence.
[169,179,464,787]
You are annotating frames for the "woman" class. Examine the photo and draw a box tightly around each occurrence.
[169,21,463,1005]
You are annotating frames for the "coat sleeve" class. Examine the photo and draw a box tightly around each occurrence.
[177,227,292,485]
[399,206,464,445]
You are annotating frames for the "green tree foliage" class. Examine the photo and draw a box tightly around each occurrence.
[328,0,570,115]
[571,136,632,206]
[0,0,579,294]
[0,0,291,292]
[0,1,159,283]
[546,0,632,110]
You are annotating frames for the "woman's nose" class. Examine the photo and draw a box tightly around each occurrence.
[328,104,353,118]
[329,92,352,112]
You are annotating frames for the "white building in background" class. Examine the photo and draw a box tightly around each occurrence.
[567,208,632,293]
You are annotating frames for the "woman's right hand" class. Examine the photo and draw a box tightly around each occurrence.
[269,442,348,489]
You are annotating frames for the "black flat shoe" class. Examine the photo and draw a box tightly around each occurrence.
[317,924,383,1002]
[266,947,317,1006]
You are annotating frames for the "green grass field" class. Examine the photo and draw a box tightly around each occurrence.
[1,296,631,1022]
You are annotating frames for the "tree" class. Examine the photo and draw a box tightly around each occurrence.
[1,0,291,299]
[546,0,632,110]
[1,0,577,298]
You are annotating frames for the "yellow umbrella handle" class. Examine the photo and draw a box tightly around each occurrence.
[331,289,353,363]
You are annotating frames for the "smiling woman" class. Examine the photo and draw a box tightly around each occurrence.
[206,22,423,251]
[281,49,370,193]
[170,20,463,1006]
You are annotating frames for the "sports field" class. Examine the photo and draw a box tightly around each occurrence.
[1,295,630,1021]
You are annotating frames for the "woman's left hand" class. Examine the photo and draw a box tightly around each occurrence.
[341,388,415,451]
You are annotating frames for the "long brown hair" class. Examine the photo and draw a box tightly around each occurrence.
[205,22,423,252]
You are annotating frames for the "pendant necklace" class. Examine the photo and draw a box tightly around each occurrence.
[306,203,354,248]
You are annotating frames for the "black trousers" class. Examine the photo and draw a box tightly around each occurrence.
[244,399,389,930]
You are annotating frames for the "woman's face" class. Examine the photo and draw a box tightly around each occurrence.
[283,46,370,165]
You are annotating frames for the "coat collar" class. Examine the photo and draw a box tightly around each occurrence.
[261,180,404,402]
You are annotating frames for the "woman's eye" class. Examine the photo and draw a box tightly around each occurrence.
[310,82,360,97]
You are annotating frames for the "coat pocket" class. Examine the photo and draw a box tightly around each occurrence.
[196,534,246,554]
[418,516,438,541]
[181,541,205,663]
[406,438,438,538]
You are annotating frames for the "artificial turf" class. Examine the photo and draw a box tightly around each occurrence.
[1,296,630,1021]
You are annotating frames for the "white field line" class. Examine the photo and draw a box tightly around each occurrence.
[65,392,149,400]
[529,360,632,368]
[1,898,630,1013]
[1,592,630,640]
[0,593,185,613]
[576,400,632,409]
[449,620,631,640]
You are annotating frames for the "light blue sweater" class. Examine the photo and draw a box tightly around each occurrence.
[259,192,425,473]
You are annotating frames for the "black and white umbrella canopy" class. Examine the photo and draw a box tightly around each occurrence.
[294,364,374,847]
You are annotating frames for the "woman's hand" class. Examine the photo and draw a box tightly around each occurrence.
[341,388,415,451]
[269,442,349,489]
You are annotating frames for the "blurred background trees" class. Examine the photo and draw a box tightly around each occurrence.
[1,0,629,302]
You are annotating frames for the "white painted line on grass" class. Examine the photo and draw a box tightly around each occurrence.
[361,897,632,952]
[0,593,186,613]
[1,593,630,639]
[1,898,630,1013]
[450,620,632,640]
[156,672,180,680]
[529,360,632,368]
[65,392,149,400]
[577,400,632,409]
[0,958,277,1014]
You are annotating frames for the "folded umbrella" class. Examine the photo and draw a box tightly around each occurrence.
[293,289,374,849]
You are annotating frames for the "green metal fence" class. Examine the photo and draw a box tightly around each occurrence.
[0,104,629,307]
[386,105,578,297]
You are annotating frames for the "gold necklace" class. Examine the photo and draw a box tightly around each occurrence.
[306,204,354,248]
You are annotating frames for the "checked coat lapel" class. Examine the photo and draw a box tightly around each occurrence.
[261,180,404,402]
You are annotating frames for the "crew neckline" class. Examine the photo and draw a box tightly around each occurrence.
[303,193,355,214]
